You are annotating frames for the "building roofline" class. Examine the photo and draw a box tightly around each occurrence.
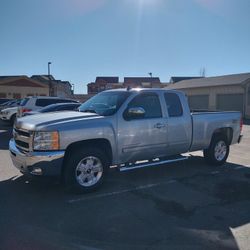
[0,75,48,88]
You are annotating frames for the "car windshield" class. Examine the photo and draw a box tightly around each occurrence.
[79,91,131,116]
[39,103,79,112]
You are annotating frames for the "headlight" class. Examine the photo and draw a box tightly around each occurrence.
[33,131,59,151]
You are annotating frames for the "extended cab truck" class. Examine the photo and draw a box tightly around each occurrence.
[9,89,243,193]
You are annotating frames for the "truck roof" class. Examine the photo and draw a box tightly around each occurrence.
[103,88,181,93]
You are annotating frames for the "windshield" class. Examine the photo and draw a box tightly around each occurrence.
[79,91,131,116]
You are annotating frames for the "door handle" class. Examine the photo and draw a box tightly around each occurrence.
[154,123,166,129]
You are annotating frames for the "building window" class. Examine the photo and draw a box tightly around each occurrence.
[0,93,7,98]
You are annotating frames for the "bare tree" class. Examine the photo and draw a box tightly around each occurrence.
[200,67,206,77]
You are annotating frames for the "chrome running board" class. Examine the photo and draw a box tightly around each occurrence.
[119,156,188,172]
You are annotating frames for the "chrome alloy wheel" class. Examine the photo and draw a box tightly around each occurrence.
[214,141,227,161]
[75,156,103,187]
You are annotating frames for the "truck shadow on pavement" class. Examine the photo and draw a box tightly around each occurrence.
[1,157,250,250]
[0,122,12,150]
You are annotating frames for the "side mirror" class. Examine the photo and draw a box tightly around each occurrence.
[124,107,146,120]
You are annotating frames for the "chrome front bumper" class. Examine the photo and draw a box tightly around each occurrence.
[9,139,65,176]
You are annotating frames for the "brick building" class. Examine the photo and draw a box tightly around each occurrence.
[124,77,162,88]
[87,76,164,94]
[87,77,120,94]
[31,75,73,98]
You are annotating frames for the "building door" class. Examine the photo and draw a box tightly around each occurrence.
[216,94,244,113]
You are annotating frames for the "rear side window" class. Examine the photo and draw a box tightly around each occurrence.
[164,93,183,117]
[127,93,162,119]
[36,99,54,107]
[36,98,72,107]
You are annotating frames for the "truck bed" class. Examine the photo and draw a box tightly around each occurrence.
[190,111,241,152]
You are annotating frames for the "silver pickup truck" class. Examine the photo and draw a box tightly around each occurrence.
[9,89,243,193]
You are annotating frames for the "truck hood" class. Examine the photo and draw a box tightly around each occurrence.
[15,111,101,131]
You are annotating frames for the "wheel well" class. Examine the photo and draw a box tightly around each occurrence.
[62,139,113,175]
[10,113,16,119]
[211,127,233,145]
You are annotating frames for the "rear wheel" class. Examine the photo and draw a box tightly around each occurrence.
[203,135,229,166]
[64,147,108,193]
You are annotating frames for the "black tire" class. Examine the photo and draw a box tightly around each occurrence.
[10,114,16,125]
[203,134,229,166]
[64,147,109,193]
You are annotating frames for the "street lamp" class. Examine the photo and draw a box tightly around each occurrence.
[48,62,52,96]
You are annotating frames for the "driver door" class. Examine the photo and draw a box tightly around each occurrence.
[117,92,168,163]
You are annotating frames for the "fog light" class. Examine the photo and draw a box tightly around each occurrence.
[31,167,43,175]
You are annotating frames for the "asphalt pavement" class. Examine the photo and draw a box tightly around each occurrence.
[0,120,250,250]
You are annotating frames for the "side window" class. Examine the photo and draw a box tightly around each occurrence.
[36,99,60,107]
[36,99,50,107]
[127,93,162,119]
[164,93,183,117]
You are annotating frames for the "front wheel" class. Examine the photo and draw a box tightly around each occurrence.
[203,135,229,166]
[64,147,108,193]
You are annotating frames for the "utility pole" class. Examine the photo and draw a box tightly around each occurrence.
[48,62,52,96]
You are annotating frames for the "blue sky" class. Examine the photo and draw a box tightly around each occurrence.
[1,0,250,93]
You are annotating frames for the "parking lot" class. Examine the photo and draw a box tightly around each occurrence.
[0,120,250,250]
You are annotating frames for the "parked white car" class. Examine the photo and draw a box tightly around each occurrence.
[0,106,18,124]
[17,96,78,117]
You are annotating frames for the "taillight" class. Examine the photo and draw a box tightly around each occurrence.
[22,108,32,113]
[240,116,243,133]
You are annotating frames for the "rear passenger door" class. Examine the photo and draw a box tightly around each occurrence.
[164,93,192,155]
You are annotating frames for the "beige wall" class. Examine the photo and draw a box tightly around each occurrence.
[181,85,244,110]
[0,85,49,99]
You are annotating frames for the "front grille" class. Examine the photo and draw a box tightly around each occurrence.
[13,127,32,152]
[15,140,29,149]
[14,128,30,137]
